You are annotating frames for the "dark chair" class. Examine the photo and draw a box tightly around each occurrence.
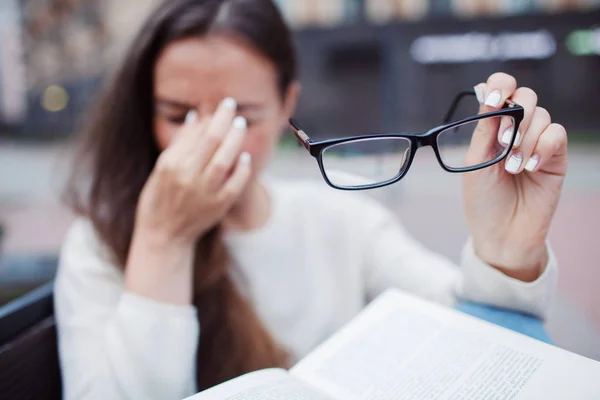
[0,282,62,400]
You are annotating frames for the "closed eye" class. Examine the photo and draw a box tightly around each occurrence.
[163,113,188,125]
[242,116,260,128]
[155,98,193,125]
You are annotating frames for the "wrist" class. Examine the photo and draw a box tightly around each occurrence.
[474,240,548,282]
[126,224,196,305]
[133,223,197,253]
[134,201,199,247]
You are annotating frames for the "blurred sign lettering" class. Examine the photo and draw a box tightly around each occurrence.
[410,30,557,64]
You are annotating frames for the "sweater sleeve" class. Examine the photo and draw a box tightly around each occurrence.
[54,218,200,400]
[361,200,557,320]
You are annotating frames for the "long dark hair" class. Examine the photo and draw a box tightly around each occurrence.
[65,0,297,391]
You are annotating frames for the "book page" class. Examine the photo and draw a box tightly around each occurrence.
[291,289,600,400]
[184,368,337,400]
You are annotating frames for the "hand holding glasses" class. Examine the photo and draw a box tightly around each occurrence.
[288,73,568,284]
[289,89,524,190]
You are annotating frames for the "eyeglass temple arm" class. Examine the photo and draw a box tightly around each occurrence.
[289,119,312,151]
[443,90,476,124]
[443,90,520,124]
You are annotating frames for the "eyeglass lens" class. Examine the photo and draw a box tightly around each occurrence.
[437,115,516,169]
[321,137,411,188]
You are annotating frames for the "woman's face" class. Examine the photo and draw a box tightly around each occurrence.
[153,35,298,179]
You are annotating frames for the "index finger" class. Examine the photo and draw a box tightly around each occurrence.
[169,109,209,149]
[201,97,238,156]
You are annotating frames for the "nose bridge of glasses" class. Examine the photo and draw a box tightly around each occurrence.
[414,130,438,149]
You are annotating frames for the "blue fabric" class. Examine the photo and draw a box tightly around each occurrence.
[455,301,553,344]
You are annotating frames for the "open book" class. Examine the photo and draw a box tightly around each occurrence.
[185,289,600,399]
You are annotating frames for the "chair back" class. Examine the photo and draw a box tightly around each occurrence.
[0,283,62,400]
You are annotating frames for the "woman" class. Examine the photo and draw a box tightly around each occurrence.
[55,0,567,399]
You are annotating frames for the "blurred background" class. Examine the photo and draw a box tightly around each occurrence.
[0,0,599,361]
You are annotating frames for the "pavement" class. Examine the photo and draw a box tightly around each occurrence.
[0,139,599,361]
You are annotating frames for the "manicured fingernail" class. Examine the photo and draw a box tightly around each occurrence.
[501,128,520,146]
[474,85,485,104]
[505,152,523,173]
[485,90,502,108]
[222,97,237,110]
[501,127,513,145]
[525,154,540,172]
[185,110,197,124]
[233,116,247,130]
[240,152,251,165]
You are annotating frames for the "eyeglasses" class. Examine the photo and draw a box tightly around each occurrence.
[289,89,524,190]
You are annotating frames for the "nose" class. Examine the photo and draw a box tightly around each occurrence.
[188,100,229,122]
[184,107,213,126]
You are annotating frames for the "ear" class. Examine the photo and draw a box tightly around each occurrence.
[282,81,301,121]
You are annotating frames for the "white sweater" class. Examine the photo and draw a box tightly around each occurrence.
[54,177,557,400]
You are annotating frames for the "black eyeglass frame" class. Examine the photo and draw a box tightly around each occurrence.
[289,90,524,191]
